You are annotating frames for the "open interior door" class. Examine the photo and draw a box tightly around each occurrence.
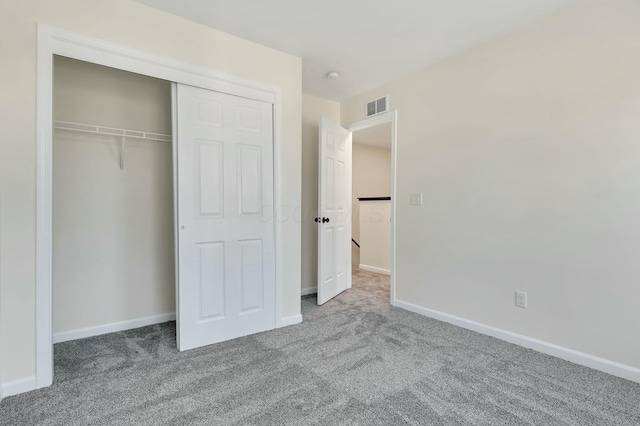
[175,83,276,350]
[317,116,352,305]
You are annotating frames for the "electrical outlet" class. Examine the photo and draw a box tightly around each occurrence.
[515,291,527,308]
[410,193,423,206]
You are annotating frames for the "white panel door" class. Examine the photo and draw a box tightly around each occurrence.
[317,116,352,305]
[176,83,275,351]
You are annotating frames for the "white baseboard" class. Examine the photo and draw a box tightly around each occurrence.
[359,264,391,275]
[395,299,640,384]
[53,313,176,344]
[301,286,317,296]
[1,376,37,399]
[279,314,303,327]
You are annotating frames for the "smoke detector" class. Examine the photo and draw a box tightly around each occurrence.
[327,71,340,79]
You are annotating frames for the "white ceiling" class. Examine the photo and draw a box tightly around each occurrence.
[353,122,392,149]
[135,0,576,101]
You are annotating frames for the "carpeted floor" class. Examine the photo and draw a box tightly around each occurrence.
[1,267,639,425]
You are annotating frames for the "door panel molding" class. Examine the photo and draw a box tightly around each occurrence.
[317,117,352,305]
[177,84,275,350]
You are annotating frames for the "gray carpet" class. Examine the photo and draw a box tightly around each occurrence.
[2,267,639,425]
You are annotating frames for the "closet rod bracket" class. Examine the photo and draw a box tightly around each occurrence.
[120,136,125,170]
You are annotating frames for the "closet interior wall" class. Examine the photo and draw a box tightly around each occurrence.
[53,56,174,337]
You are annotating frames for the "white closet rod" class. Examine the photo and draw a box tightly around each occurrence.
[53,120,171,170]
[53,120,171,142]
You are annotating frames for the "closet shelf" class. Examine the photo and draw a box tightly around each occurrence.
[53,120,171,142]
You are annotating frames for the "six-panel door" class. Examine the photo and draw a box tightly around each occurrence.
[176,84,275,350]
[317,116,352,305]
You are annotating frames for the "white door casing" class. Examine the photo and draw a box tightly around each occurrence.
[317,116,352,305]
[176,83,275,350]
[347,111,397,307]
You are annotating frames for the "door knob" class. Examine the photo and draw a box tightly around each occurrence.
[314,217,320,223]
[322,217,330,223]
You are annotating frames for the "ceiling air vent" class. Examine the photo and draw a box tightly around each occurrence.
[365,95,389,117]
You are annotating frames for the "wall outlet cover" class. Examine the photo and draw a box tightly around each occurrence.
[515,291,528,308]
[410,193,423,206]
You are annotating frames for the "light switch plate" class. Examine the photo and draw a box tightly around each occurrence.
[410,193,423,206]
[515,291,528,308]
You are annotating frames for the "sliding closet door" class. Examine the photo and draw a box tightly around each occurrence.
[176,84,275,351]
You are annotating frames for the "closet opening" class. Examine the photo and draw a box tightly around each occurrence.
[38,27,284,388]
[351,121,393,303]
[52,56,176,350]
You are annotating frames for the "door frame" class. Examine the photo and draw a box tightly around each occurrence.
[348,111,398,305]
[35,24,284,389]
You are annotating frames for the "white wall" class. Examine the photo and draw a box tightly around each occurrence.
[352,144,391,266]
[359,201,391,273]
[0,0,301,387]
[53,57,174,335]
[301,94,341,292]
[342,0,640,370]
